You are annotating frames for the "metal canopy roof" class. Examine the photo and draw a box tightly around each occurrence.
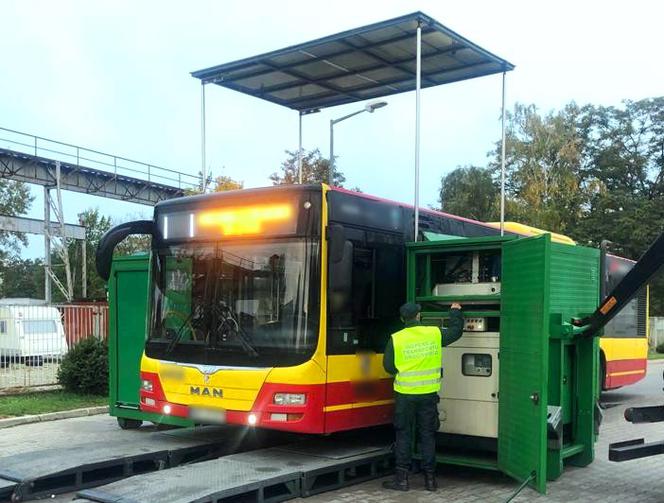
[191,11,514,112]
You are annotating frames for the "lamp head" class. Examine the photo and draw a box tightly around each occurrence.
[365,101,388,113]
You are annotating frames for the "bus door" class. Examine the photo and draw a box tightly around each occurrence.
[325,234,402,430]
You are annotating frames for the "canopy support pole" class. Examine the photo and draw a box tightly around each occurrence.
[500,71,506,236]
[298,112,303,184]
[329,119,334,185]
[200,82,207,192]
[414,22,422,242]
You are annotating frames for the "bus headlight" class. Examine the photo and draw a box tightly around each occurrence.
[141,379,153,392]
[273,393,306,406]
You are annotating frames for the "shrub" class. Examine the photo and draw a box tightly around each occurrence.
[57,337,108,395]
[656,343,664,354]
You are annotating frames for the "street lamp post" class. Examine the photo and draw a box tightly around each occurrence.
[329,101,387,184]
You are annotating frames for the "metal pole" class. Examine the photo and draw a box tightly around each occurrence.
[414,23,422,242]
[298,112,303,184]
[200,82,207,192]
[44,187,51,303]
[329,120,334,185]
[81,239,87,299]
[500,71,507,236]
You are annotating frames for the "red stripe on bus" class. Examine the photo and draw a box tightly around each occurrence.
[324,403,394,432]
[325,378,393,406]
[606,372,645,389]
[605,359,647,374]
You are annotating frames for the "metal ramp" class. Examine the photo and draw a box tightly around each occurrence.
[0,479,14,502]
[0,426,281,502]
[78,439,393,503]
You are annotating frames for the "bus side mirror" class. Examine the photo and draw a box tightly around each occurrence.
[96,220,155,282]
[328,224,346,264]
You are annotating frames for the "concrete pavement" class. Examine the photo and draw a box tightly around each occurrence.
[3,363,664,502]
[303,360,664,502]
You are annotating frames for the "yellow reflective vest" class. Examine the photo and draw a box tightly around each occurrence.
[391,325,442,394]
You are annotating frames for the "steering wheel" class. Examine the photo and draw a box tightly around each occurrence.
[163,309,199,341]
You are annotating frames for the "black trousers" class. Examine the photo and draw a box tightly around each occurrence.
[393,392,439,472]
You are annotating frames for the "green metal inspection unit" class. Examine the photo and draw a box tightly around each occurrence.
[407,234,599,493]
[108,255,193,428]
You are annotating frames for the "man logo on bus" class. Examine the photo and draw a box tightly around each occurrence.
[190,386,223,398]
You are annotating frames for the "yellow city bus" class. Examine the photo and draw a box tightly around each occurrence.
[489,222,649,390]
[97,184,509,434]
[97,191,646,435]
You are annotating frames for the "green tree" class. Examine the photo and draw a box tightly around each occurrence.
[212,175,243,192]
[438,166,498,221]
[0,257,44,298]
[487,103,587,234]
[52,208,113,301]
[270,149,346,186]
[0,180,33,258]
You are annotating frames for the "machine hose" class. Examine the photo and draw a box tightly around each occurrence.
[503,471,536,503]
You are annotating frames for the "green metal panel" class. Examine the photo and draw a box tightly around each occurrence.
[548,243,599,469]
[549,243,599,320]
[115,263,149,404]
[108,255,193,427]
[499,234,550,493]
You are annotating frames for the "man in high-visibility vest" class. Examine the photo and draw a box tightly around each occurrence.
[382,301,464,492]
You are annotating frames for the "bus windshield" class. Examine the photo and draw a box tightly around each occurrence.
[146,238,320,367]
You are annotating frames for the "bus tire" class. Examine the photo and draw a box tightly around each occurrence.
[117,417,143,430]
[599,353,607,393]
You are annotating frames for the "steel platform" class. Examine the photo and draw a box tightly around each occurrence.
[0,479,14,502]
[78,439,393,503]
[0,425,283,502]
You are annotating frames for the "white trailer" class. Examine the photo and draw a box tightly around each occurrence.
[0,301,68,366]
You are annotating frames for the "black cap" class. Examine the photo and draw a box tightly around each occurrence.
[399,302,421,320]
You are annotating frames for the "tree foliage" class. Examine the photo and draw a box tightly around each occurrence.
[439,96,664,314]
[212,175,243,192]
[0,257,44,299]
[270,149,346,186]
[439,166,498,221]
[0,180,33,258]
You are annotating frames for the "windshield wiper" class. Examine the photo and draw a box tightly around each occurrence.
[164,310,197,355]
[216,304,259,357]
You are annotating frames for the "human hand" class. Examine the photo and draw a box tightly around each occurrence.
[450,303,462,310]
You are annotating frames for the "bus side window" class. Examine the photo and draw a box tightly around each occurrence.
[328,241,404,355]
[360,244,403,352]
[327,244,374,355]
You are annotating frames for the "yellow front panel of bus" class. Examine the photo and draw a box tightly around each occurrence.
[142,355,269,411]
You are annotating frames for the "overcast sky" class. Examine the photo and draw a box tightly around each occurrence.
[2,0,662,259]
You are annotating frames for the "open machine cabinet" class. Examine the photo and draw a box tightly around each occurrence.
[108,255,193,429]
[406,234,600,493]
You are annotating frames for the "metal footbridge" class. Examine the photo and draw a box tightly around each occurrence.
[0,127,199,206]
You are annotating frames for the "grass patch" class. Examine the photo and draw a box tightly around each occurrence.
[0,391,107,418]
[648,351,664,360]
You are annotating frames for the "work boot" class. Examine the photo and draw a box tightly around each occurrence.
[382,468,409,491]
[424,471,438,492]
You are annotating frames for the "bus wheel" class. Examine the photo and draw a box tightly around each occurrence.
[117,417,143,430]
